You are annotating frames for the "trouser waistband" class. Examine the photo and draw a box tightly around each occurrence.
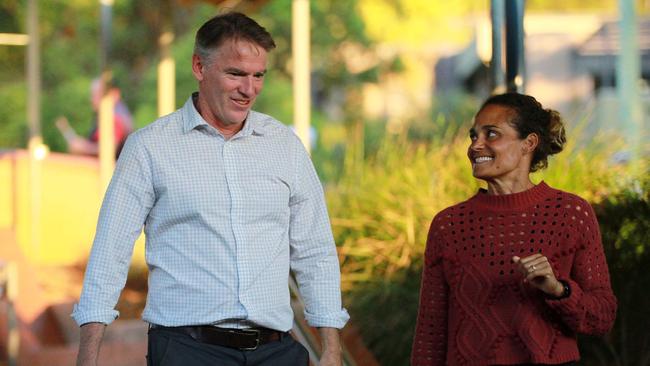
[148,324,287,351]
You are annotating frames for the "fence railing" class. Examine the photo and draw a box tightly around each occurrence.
[0,261,18,366]
[289,276,357,366]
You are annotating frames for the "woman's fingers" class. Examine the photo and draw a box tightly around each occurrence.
[513,254,558,293]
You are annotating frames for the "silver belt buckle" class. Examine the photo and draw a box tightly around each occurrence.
[238,328,260,351]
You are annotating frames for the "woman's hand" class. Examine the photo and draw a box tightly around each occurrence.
[512,254,564,297]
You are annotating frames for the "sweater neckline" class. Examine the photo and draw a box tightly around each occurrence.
[472,181,554,210]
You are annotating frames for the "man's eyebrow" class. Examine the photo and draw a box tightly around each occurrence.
[223,68,267,76]
[224,67,247,74]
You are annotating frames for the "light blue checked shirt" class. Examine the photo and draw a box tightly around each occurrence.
[72,94,349,331]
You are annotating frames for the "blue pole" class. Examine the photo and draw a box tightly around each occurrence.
[505,0,525,93]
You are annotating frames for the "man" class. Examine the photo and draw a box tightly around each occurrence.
[72,12,349,366]
[56,79,133,158]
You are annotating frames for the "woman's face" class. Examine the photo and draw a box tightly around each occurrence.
[467,104,534,183]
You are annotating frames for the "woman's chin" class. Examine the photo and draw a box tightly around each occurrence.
[471,169,489,180]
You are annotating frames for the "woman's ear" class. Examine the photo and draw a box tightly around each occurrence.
[523,133,539,154]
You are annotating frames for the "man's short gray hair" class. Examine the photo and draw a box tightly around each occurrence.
[193,12,276,63]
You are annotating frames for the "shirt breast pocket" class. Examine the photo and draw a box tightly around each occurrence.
[239,171,292,223]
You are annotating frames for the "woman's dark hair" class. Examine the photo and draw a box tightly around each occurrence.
[479,93,566,172]
[194,12,276,62]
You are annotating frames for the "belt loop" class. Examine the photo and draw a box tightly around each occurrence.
[188,326,201,341]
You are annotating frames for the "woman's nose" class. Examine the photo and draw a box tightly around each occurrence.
[470,137,484,150]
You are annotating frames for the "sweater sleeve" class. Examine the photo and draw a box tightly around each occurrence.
[545,200,617,336]
[411,218,449,366]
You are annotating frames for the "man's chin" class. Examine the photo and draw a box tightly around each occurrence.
[224,111,250,125]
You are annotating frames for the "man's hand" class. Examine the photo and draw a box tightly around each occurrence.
[55,116,78,141]
[318,327,342,366]
[76,322,106,366]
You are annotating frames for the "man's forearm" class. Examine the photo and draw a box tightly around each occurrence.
[318,327,342,366]
[77,322,106,366]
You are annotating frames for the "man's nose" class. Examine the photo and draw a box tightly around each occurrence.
[238,76,254,96]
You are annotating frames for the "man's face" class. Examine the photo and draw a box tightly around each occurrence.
[192,39,268,130]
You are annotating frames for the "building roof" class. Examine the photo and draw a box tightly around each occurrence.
[578,18,650,56]
[576,18,650,77]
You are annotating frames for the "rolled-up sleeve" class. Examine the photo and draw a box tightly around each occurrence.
[72,133,155,325]
[288,138,349,329]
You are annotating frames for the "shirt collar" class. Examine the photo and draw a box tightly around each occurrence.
[182,92,266,137]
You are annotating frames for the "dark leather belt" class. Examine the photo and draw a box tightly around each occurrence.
[149,324,285,351]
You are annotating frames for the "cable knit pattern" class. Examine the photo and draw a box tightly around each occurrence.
[411,182,616,366]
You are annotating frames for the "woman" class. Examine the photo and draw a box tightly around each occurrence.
[411,93,617,365]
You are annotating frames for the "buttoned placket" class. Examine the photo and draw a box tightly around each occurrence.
[221,133,248,319]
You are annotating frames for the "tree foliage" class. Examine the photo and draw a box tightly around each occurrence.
[0,0,384,155]
[0,1,212,150]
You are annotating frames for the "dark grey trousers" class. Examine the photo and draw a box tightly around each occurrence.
[146,327,310,366]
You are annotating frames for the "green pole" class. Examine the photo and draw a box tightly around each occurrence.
[617,0,642,165]
[490,0,506,93]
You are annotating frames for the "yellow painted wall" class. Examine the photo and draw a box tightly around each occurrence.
[0,155,14,229]
[0,150,145,266]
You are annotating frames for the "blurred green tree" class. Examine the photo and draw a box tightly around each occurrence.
[0,0,208,151]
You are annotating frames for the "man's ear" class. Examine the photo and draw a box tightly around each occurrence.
[191,54,204,82]
[523,133,539,154]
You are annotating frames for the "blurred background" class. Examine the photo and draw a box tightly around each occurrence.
[0,0,648,365]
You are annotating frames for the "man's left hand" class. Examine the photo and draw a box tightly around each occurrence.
[320,348,342,366]
[318,327,342,366]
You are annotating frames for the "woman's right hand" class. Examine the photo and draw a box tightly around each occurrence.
[512,254,565,297]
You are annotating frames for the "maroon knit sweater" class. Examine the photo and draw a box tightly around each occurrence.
[411,182,617,366]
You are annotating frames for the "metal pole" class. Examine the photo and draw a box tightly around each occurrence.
[617,0,642,165]
[0,33,29,46]
[292,0,311,153]
[505,0,525,93]
[158,2,175,117]
[6,262,18,366]
[1,262,19,366]
[490,0,506,93]
[27,0,46,263]
[26,0,41,143]
[158,31,176,117]
[99,0,115,192]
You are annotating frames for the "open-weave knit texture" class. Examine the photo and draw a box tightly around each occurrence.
[411,182,616,366]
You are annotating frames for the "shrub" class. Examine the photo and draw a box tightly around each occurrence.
[579,174,650,366]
